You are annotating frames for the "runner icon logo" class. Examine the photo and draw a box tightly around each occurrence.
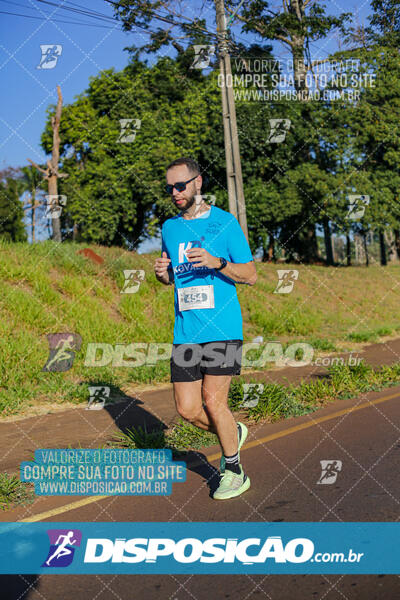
[120,269,145,294]
[37,45,62,69]
[42,333,82,372]
[242,384,264,408]
[274,270,299,294]
[317,460,343,485]
[42,529,82,567]
[346,195,370,220]
[190,45,215,69]
[86,386,111,410]
[117,119,141,143]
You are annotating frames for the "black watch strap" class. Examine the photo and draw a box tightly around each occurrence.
[215,257,227,271]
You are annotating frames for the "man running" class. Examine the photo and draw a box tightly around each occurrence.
[154,157,257,500]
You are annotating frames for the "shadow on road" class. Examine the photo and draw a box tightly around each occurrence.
[0,575,39,599]
[97,382,221,496]
[4,383,222,598]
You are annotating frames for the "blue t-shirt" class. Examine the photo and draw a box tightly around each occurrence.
[161,205,254,344]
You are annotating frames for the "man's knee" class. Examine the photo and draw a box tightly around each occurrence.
[203,392,228,416]
[176,402,202,423]
[173,381,202,423]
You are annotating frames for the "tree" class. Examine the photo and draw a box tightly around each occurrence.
[20,165,45,242]
[0,168,27,243]
[39,56,224,248]
[367,0,400,47]
[226,0,351,95]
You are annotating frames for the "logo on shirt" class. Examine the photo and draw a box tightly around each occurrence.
[178,241,194,262]
[205,222,222,236]
[175,240,209,275]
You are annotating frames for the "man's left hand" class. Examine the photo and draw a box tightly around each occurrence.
[186,248,220,269]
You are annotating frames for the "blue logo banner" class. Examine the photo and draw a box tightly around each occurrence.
[0,522,398,574]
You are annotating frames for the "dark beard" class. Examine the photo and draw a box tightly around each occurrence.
[179,194,196,214]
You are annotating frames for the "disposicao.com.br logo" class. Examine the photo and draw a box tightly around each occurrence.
[42,529,82,567]
[83,536,363,565]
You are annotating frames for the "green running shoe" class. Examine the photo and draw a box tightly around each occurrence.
[213,464,250,500]
[219,421,248,474]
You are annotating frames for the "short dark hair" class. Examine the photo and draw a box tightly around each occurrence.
[166,157,201,176]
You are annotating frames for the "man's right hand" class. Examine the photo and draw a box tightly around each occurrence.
[154,251,172,284]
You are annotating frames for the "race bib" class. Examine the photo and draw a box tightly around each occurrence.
[177,285,215,311]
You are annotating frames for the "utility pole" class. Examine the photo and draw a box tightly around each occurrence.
[28,85,68,242]
[215,0,248,240]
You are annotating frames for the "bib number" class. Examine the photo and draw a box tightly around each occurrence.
[178,285,215,311]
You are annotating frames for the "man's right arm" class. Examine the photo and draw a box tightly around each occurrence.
[154,248,174,285]
[155,269,174,286]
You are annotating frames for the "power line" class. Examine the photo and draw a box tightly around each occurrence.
[65,0,120,20]
[1,0,262,62]
[0,7,122,27]
[103,0,218,42]
[0,0,126,27]
[2,0,232,46]
[34,0,120,24]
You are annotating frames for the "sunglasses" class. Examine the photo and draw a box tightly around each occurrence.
[165,175,198,195]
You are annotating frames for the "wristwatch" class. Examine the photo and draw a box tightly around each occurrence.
[215,257,227,271]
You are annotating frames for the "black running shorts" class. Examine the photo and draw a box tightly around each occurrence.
[170,339,243,382]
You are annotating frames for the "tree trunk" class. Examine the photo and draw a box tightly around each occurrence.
[363,232,369,267]
[287,1,308,96]
[384,230,398,262]
[48,175,61,241]
[346,233,351,266]
[394,229,400,260]
[28,85,68,243]
[31,190,35,243]
[292,42,308,96]
[379,230,387,266]
[268,232,275,262]
[305,223,319,263]
[323,217,334,265]
[49,86,63,242]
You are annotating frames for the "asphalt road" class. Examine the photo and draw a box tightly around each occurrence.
[1,386,399,599]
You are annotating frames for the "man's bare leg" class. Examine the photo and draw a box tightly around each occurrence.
[202,374,238,457]
[173,376,238,456]
[173,380,217,432]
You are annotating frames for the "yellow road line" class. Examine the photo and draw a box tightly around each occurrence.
[206,392,400,461]
[18,391,399,522]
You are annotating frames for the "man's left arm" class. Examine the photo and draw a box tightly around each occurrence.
[186,249,257,285]
[212,257,257,285]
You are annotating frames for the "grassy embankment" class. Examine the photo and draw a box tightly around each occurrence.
[1,240,400,509]
[1,239,400,418]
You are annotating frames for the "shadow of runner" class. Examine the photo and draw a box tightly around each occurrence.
[83,382,223,495]
[0,382,221,600]
[104,391,169,435]
[176,450,221,497]
[83,381,171,436]
[0,574,39,599]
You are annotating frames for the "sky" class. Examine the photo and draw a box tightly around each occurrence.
[0,0,373,250]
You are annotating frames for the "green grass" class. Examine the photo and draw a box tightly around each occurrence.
[345,331,378,343]
[306,337,337,352]
[1,239,400,416]
[112,424,167,450]
[111,421,218,454]
[0,473,35,511]
[165,420,218,452]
